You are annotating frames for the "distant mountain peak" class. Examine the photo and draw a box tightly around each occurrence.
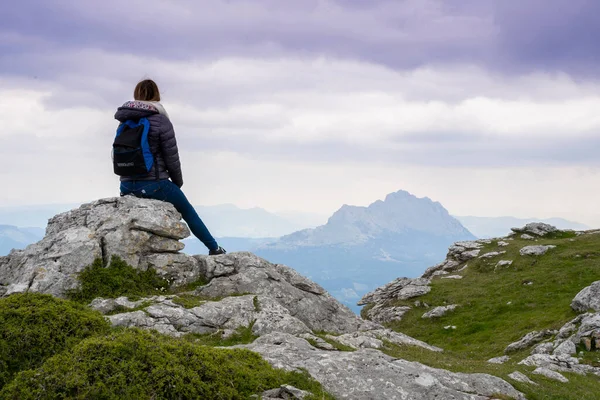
[274,190,474,248]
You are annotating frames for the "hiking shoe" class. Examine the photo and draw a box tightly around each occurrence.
[209,246,227,256]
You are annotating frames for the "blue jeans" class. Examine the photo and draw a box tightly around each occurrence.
[120,180,218,251]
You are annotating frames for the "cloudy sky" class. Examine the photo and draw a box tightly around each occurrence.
[2,0,600,225]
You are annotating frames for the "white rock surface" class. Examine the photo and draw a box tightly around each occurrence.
[512,223,558,237]
[422,305,458,319]
[239,333,525,400]
[572,281,600,312]
[487,356,510,364]
[359,277,431,305]
[479,251,506,259]
[532,367,569,383]
[508,371,538,385]
[505,330,556,353]
[519,245,556,256]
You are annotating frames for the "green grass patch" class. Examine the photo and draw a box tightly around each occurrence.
[0,293,111,388]
[66,256,170,303]
[387,234,600,359]
[253,295,261,312]
[376,233,600,400]
[104,300,153,316]
[185,321,259,347]
[171,294,206,309]
[0,328,334,400]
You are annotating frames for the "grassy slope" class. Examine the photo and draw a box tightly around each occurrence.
[379,231,600,400]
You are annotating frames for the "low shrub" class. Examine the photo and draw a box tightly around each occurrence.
[0,293,110,388]
[1,328,333,399]
[66,256,169,303]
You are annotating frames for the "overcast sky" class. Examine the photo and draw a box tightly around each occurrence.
[2,0,600,225]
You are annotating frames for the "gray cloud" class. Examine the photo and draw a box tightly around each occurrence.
[2,0,599,77]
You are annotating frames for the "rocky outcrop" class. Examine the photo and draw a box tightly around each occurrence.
[520,245,556,256]
[504,330,557,354]
[511,223,558,237]
[359,277,431,305]
[572,281,600,312]
[508,371,538,385]
[238,333,525,400]
[193,252,375,334]
[0,197,199,297]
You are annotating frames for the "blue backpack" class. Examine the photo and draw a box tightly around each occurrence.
[112,118,156,177]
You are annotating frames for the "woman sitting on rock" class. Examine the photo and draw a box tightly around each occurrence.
[114,79,226,255]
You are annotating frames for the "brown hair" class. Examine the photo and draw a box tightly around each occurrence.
[134,79,161,102]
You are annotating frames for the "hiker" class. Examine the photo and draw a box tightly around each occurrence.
[113,79,226,255]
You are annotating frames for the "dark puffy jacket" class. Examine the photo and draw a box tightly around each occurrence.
[114,101,183,187]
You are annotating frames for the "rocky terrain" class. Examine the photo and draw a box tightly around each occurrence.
[0,196,525,399]
[359,222,600,398]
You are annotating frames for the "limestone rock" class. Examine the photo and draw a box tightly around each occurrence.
[479,251,506,259]
[195,252,376,334]
[495,260,513,271]
[508,371,538,385]
[239,333,524,400]
[106,294,312,338]
[327,329,442,352]
[422,260,461,278]
[519,353,600,376]
[358,277,431,305]
[572,281,600,312]
[505,330,556,354]
[0,197,202,298]
[497,241,510,247]
[441,275,463,280]
[422,305,458,319]
[519,245,556,256]
[364,304,411,324]
[553,340,576,356]
[531,342,554,355]
[487,356,510,364]
[521,234,535,240]
[532,367,568,383]
[297,333,335,351]
[512,223,558,237]
[259,385,310,399]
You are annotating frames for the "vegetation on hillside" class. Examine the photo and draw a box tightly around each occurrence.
[0,256,334,399]
[0,293,111,388]
[1,328,333,400]
[379,231,600,400]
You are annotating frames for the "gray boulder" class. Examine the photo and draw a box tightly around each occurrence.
[0,197,201,297]
[258,385,310,399]
[239,333,524,400]
[364,304,412,324]
[572,281,600,312]
[487,356,510,364]
[508,371,538,385]
[511,223,558,237]
[194,252,377,334]
[106,294,311,337]
[505,330,556,354]
[519,245,556,256]
[532,367,568,383]
[358,277,431,306]
[422,305,458,319]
